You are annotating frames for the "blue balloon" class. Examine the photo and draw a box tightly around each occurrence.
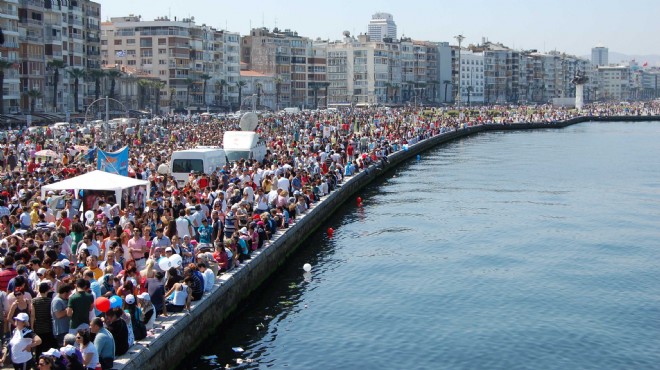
[416,154,421,160]
[109,295,123,309]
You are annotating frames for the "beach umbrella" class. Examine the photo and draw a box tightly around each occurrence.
[35,149,60,159]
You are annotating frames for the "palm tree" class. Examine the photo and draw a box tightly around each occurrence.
[169,88,176,109]
[391,83,400,103]
[255,82,263,109]
[67,68,86,113]
[214,79,227,106]
[137,79,151,110]
[236,81,247,109]
[443,80,451,103]
[428,80,439,103]
[87,69,105,101]
[467,85,474,106]
[0,59,16,114]
[153,80,166,114]
[25,89,42,114]
[184,78,195,108]
[199,74,212,107]
[273,76,283,110]
[106,69,122,99]
[47,59,66,109]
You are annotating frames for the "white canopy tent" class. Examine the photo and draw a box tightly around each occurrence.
[41,170,150,208]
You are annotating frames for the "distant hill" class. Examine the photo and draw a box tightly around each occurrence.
[582,52,660,67]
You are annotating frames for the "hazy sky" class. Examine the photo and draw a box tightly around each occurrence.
[99,0,658,57]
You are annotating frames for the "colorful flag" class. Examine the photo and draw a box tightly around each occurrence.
[116,50,126,57]
[643,62,648,67]
[97,146,129,176]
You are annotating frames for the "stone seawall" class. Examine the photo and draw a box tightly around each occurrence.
[114,115,660,370]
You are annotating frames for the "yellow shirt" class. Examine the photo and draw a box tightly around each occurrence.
[30,209,39,226]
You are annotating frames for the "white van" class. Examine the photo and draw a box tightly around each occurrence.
[222,131,267,163]
[170,147,227,186]
[282,107,300,114]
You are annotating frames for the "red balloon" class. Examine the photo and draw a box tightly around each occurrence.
[327,227,334,236]
[357,197,362,205]
[95,297,111,313]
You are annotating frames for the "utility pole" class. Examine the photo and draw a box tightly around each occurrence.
[454,34,465,108]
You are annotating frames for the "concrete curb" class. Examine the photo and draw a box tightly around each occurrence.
[113,114,660,370]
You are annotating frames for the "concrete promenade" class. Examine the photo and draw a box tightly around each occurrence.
[113,115,660,370]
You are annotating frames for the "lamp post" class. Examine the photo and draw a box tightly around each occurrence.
[454,34,465,108]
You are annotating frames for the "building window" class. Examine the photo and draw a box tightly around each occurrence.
[158,38,166,45]
[114,39,122,45]
[127,39,135,45]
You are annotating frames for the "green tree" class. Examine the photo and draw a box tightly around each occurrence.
[67,68,86,113]
[106,69,122,99]
[215,79,227,107]
[153,80,166,114]
[443,80,451,103]
[184,78,195,108]
[236,80,247,109]
[87,69,106,101]
[47,59,66,109]
[273,76,283,110]
[199,74,212,106]
[169,88,176,109]
[0,59,16,114]
[25,89,42,114]
[137,79,151,110]
[256,82,263,109]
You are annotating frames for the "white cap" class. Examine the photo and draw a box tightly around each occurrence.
[137,292,150,301]
[240,227,248,235]
[43,348,61,358]
[52,261,65,268]
[37,267,46,275]
[60,345,76,357]
[13,312,29,322]
[125,294,135,305]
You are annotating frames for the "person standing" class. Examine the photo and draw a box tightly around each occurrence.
[90,317,114,370]
[51,284,72,346]
[1,312,42,369]
[66,279,94,334]
[127,228,147,271]
[31,282,57,358]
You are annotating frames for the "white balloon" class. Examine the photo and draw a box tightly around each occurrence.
[158,257,172,271]
[84,211,94,220]
[169,254,183,268]
[303,263,312,272]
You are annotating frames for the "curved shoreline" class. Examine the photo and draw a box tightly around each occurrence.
[113,115,660,370]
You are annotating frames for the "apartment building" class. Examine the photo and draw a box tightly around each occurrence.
[101,15,240,113]
[242,27,326,109]
[0,0,20,113]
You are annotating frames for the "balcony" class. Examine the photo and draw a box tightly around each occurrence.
[85,9,100,17]
[0,7,18,18]
[87,50,100,56]
[87,36,100,43]
[18,34,41,43]
[19,18,43,27]
[67,17,83,26]
[19,0,43,9]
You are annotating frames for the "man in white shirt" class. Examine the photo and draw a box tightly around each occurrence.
[276,173,290,192]
[175,209,193,239]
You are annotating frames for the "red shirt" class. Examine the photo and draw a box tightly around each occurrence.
[0,268,18,292]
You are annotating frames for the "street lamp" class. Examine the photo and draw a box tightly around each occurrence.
[454,34,465,108]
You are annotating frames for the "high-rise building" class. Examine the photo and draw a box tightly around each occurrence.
[367,12,396,42]
[591,46,608,67]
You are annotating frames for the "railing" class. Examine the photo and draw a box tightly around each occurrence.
[0,7,18,17]
[168,52,190,58]
[85,9,100,17]
[139,29,189,37]
[87,36,100,42]
[67,18,83,26]
[19,0,43,9]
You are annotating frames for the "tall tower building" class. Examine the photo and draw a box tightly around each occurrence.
[367,12,396,42]
[591,46,608,67]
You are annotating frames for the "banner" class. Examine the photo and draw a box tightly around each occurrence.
[97,146,129,176]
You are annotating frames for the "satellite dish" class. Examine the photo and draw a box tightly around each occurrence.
[239,112,258,131]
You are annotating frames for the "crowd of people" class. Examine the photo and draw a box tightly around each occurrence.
[0,101,657,370]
